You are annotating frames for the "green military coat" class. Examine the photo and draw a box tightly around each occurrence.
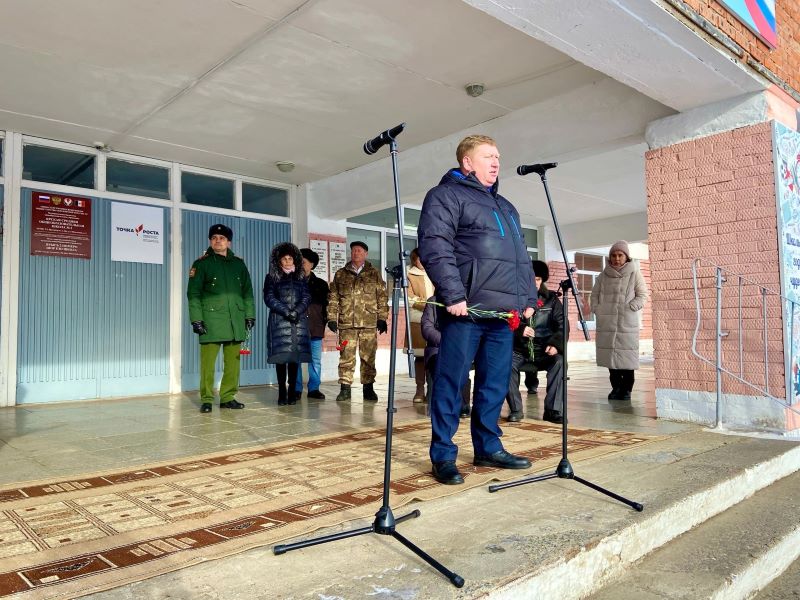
[328,260,388,328]
[187,248,256,343]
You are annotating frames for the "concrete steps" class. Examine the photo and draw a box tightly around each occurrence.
[755,556,800,599]
[586,469,800,599]
[487,434,800,600]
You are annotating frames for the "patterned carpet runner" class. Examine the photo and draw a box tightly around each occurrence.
[0,420,661,599]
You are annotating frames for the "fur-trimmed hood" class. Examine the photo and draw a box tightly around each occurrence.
[269,242,304,281]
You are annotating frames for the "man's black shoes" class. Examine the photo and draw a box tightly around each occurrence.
[220,399,245,409]
[200,403,212,413]
[473,450,531,469]
[307,389,325,400]
[542,409,564,424]
[431,461,464,485]
[507,411,523,422]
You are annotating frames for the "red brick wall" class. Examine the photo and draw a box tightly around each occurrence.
[681,1,800,94]
[639,259,654,340]
[646,121,784,396]
[548,260,653,342]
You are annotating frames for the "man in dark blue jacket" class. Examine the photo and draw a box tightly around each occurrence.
[418,134,537,485]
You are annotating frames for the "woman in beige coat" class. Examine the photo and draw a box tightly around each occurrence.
[407,248,435,403]
[590,240,647,401]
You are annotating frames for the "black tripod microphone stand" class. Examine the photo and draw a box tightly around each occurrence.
[273,128,465,588]
[488,163,643,512]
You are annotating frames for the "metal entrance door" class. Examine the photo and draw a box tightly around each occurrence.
[17,189,170,403]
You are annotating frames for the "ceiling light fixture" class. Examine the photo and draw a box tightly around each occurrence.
[465,83,485,97]
[275,161,295,173]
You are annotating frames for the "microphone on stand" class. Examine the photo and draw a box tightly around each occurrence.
[363,123,406,155]
[517,162,558,176]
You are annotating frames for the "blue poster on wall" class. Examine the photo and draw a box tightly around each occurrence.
[718,0,777,48]
[773,121,800,405]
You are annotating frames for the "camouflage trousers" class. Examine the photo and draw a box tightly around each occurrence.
[337,328,377,385]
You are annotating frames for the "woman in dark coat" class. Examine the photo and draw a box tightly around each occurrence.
[263,242,311,405]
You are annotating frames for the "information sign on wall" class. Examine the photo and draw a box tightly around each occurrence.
[718,0,777,48]
[30,191,92,259]
[111,202,165,264]
[307,234,347,282]
[309,238,330,282]
[773,121,800,404]
[329,241,347,275]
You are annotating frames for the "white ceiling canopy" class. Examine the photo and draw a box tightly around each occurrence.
[0,0,584,183]
[0,0,767,235]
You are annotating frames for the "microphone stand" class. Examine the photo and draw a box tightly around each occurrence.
[488,164,643,512]
[273,136,465,588]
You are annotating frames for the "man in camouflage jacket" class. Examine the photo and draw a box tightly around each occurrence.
[327,241,388,401]
[187,224,256,413]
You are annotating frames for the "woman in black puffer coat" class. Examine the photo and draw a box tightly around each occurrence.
[263,242,311,405]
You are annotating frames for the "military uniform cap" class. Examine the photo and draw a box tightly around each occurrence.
[209,224,233,240]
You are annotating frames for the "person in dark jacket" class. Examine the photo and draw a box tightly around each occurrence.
[263,242,311,405]
[295,248,329,400]
[187,224,256,414]
[418,134,537,485]
[505,260,567,424]
[420,298,472,417]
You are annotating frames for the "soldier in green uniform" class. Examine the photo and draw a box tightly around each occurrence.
[327,241,388,402]
[187,224,256,413]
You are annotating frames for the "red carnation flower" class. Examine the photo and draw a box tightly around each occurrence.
[336,339,349,351]
[537,299,544,308]
[239,348,251,355]
[506,309,521,331]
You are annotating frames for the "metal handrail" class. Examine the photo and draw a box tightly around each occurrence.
[690,257,800,428]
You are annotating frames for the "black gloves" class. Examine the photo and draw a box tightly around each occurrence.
[327,321,338,333]
[245,318,255,330]
[377,319,388,334]
[285,310,298,323]
[192,321,207,335]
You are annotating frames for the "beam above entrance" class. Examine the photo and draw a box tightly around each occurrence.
[463,0,766,112]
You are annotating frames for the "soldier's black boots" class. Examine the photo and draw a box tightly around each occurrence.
[363,383,378,402]
[336,384,351,402]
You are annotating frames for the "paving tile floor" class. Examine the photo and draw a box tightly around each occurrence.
[0,359,691,486]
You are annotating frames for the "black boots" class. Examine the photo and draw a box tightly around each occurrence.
[363,383,378,402]
[336,384,351,402]
[278,386,288,406]
[542,409,564,424]
[335,383,377,401]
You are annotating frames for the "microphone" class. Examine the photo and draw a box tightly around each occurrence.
[363,123,406,155]
[517,162,558,176]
